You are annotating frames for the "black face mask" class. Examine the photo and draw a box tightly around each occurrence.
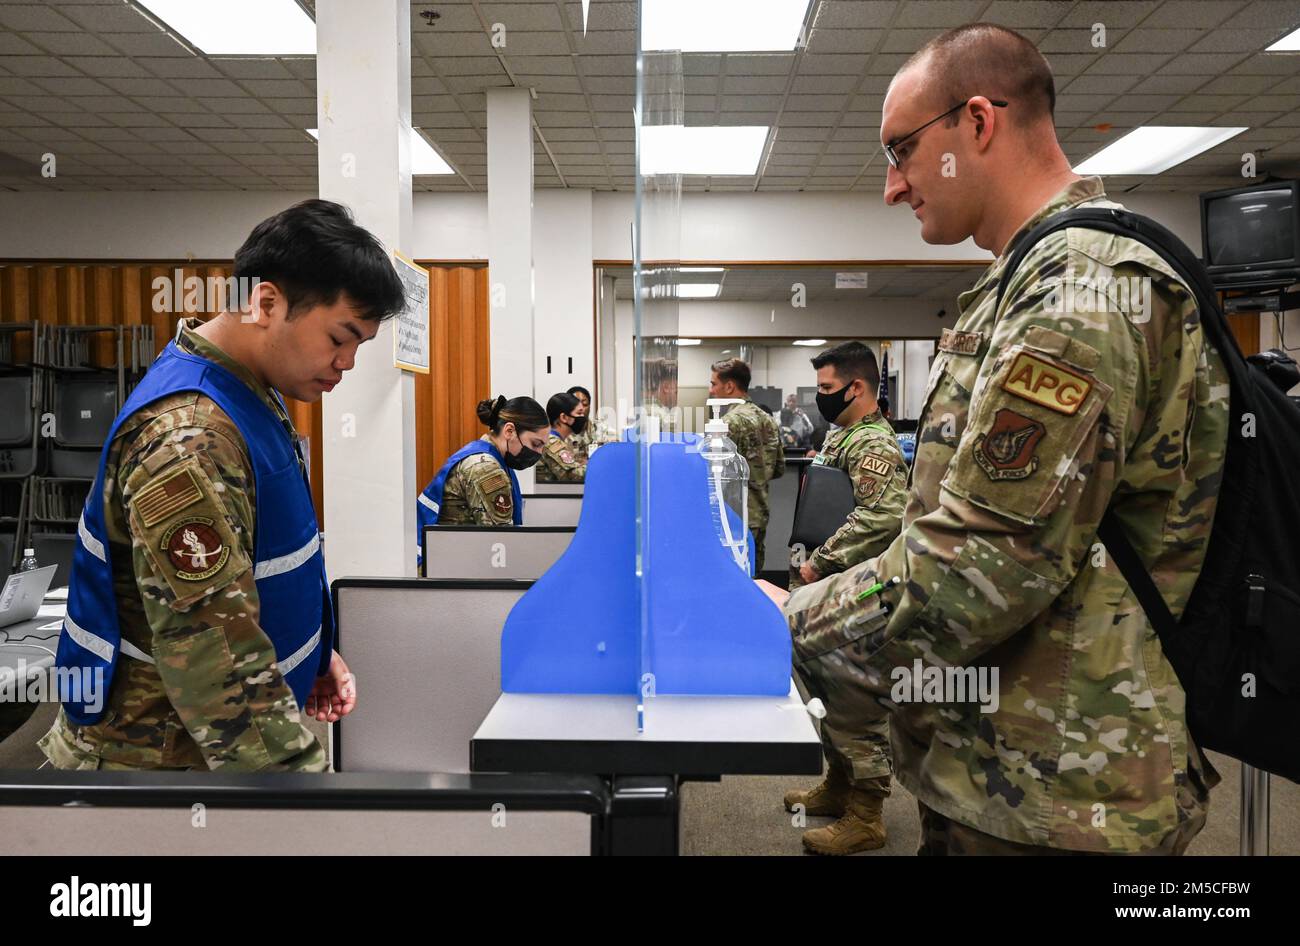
[815,383,857,425]
[503,431,542,470]
[569,415,588,434]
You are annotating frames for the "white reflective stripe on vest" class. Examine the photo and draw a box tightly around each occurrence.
[63,613,115,663]
[253,533,320,581]
[277,626,322,676]
[418,493,439,513]
[77,511,107,563]
[120,638,155,665]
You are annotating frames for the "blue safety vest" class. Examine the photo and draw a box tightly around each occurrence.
[416,438,522,565]
[54,341,331,726]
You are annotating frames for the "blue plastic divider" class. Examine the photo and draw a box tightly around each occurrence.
[499,440,789,695]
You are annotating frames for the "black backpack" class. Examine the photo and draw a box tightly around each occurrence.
[996,206,1300,784]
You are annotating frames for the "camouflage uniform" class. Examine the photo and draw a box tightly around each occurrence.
[787,410,907,799]
[40,319,326,772]
[437,442,516,525]
[538,430,588,484]
[789,411,907,590]
[783,177,1227,854]
[722,397,784,573]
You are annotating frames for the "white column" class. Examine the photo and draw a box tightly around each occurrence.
[487,89,535,400]
[315,0,417,578]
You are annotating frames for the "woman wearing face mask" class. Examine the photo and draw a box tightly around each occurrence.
[416,395,548,565]
[565,385,596,456]
[537,392,589,484]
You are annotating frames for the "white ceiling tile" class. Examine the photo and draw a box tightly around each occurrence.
[723,54,796,76]
[574,30,634,55]
[0,5,81,32]
[986,1,1073,28]
[100,31,191,57]
[414,31,496,58]
[724,75,788,94]
[101,77,181,97]
[1146,1,1247,28]
[24,31,122,56]
[63,56,152,77]
[807,29,883,55]
[0,33,42,56]
[1188,29,1289,53]
[879,28,946,54]
[894,1,987,28]
[0,56,81,77]
[791,74,859,94]
[578,54,635,75]
[1082,52,1174,76]
[798,52,870,75]
[1062,74,1140,95]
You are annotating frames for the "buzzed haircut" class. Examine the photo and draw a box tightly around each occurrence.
[899,22,1055,125]
[811,341,880,390]
[711,357,752,392]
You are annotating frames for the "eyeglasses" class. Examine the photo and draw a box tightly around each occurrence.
[883,98,1008,169]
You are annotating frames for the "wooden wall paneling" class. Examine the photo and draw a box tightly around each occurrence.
[473,267,490,437]
[1227,312,1261,357]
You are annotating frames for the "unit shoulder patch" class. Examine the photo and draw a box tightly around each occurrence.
[973,408,1047,481]
[161,516,230,582]
[1001,351,1093,415]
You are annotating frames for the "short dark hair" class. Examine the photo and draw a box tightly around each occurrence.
[900,22,1055,124]
[234,199,406,321]
[566,385,592,402]
[546,391,580,426]
[476,395,548,434]
[811,341,880,389]
[711,358,751,392]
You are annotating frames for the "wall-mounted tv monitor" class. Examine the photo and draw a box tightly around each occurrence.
[1200,180,1300,288]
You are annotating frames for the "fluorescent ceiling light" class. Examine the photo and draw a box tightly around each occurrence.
[676,338,703,345]
[676,284,721,299]
[307,128,454,175]
[642,0,811,52]
[792,338,827,347]
[640,126,769,176]
[1266,27,1300,51]
[136,0,315,55]
[1074,126,1247,175]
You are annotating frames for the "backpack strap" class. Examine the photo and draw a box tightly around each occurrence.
[992,205,1240,650]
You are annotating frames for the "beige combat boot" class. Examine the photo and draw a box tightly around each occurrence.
[801,790,887,855]
[783,767,849,817]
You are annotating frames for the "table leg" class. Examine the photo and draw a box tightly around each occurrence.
[604,775,678,856]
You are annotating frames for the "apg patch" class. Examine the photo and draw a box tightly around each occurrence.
[973,408,1046,481]
[160,517,229,581]
[1002,351,1092,415]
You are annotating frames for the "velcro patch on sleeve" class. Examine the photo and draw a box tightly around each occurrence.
[938,328,983,356]
[1001,351,1093,415]
[133,467,203,527]
[859,454,894,478]
[479,468,511,493]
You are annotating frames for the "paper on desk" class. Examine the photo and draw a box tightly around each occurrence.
[37,603,67,618]
[38,621,63,632]
[45,586,70,601]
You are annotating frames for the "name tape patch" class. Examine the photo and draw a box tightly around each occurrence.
[939,329,983,356]
[1001,351,1092,415]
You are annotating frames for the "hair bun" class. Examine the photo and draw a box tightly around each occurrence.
[475,397,498,428]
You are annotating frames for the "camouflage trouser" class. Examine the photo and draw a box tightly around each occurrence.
[917,800,1207,856]
[791,616,893,797]
[751,527,766,574]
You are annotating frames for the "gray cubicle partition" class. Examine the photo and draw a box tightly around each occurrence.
[331,578,529,775]
[0,769,605,855]
[533,481,584,496]
[520,493,583,527]
[421,525,574,580]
